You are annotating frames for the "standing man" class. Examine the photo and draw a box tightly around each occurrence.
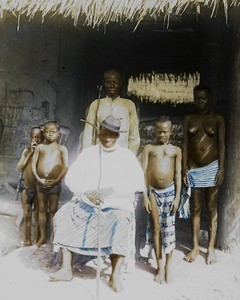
[182,84,225,265]
[82,69,140,155]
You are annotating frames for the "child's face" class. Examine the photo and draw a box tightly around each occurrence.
[43,125,59,143]
[155,121,172,145]
[30,129,43,146]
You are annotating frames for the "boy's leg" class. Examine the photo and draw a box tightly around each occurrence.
[165,250,173,283]
[48,194,59,242]
[22,190,32,246]
[109,254,124,292]
[184,188,202,262]
[205,186,218,265]
[37,190,48,247]
[33,196,39,244]
[149,192,165,283]
[49,248,73,281]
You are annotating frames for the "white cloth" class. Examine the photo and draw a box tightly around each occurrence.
[82,96,140,154]
[65,144,145,213]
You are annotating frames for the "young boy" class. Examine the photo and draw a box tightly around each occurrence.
[17,126,44,246]
[142,116,182,284]
[32,121,68,247]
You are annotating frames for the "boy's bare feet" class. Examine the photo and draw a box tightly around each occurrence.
[36,237,47,247]
[24,241,32,247]
[154,267,165,284]
[207,248,217,265]
[184,248,199,263]
[49,268,73,282]
[165,257,173,284]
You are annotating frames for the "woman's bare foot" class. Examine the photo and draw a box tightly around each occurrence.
[207,248,217,265]
[184,248,199,263]
[49,268,73,282]
[154,267,165,284]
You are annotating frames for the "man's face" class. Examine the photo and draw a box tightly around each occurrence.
[194,90,210,112]
[103,73,121,98]
[99,127,119,148]
[155,121,172,145]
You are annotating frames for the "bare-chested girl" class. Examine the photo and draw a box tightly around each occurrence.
[182,84,225,265]
[32,121,68,247]
[17,126,44,246]
[142,116,182,284]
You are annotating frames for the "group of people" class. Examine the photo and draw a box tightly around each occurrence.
[17,69,225,293]
[17,121,68,247]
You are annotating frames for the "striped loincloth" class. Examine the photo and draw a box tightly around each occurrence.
[146,182,176,255]
[53,195,133,257]
[178,160,219,219]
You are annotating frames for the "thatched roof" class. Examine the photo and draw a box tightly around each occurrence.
[1,0,239,28]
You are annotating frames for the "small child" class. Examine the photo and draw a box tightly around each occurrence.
[17,126,44,246]
[142,116,182,284]
[32,121,68,247]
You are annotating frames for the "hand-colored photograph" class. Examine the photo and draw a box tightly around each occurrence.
[0,1,239,300]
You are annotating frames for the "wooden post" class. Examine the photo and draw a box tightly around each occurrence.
[218,9,240,252]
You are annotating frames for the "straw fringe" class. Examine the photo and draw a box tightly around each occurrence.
[0,0,237,28]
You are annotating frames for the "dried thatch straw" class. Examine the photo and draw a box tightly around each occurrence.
[0,0,238,28]
[127,72,200,104]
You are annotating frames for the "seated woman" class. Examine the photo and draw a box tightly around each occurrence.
[49,116,145,292]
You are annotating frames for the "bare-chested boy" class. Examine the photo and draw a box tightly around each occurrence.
[32,121,68,247]
[17,126,44,246]
[142,116,182,284]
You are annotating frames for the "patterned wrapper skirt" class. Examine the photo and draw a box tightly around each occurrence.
[146,182,176,255]
[53,196,133,257]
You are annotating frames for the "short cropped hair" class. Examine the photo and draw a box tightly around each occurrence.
[155,115,173,127]
[43,121,60,132]
[103,69,122,81]
[193,84,211,95]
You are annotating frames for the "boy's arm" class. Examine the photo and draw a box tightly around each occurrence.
[17,141,37,172]
[182,116,189,186]
[171,147,182,213]
[56,145,68,182]
[31,145,43,183]
[17,148,30,172]
[142,145,152,214]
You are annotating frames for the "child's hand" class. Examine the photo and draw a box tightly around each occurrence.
[45,179,57,188]
[38,178,46,186]
[30,141,37,153]
[170,198,180,214]
[183,174,188,187]
[143,193,151,214]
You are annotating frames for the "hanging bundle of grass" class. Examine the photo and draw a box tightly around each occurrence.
[0,0,237,28]
[127,71,200,104]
